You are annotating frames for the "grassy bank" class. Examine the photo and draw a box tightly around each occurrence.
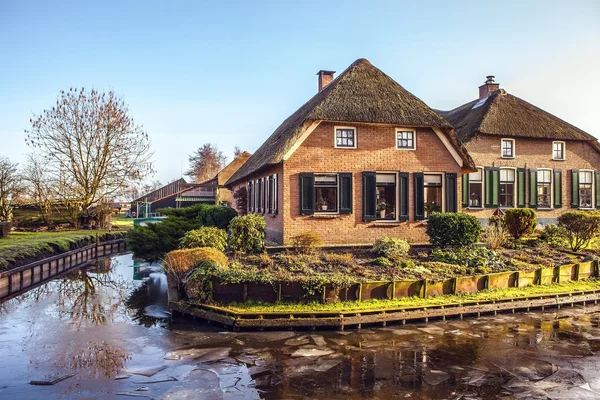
[0,230,126,272]
[219,279,600,314]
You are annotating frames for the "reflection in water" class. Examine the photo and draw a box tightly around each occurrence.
[53,340,132,379]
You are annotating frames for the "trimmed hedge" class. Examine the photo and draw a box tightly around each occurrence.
[228,214,266,254]
[164,247,229,283]
[426,212,481,248]
[372,237,410,260]
[179,227,228,252]
[504,208,536,240]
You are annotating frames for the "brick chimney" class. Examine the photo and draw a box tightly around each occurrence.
[479,75,500,100]
[317,70,335,92]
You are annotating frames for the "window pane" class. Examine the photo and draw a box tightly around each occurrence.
[315,175,337,185]
[315,187,337,211]
[500,182,514,207]
[580,171,592,184]
[424,186,442,218]
[500,169,515,182]
[537,170,551,183]
[537,183,551,208]
[336,129,355,147]
[469,182,483,207]
[502,140,513,157]
[376,184,396,220]
[397,131,415,149]
[376,173,396,184]
[469,167,483,181]
[424,174,442,185]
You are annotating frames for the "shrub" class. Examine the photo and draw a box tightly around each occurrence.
[539,224,568,248]
[373,256,393,267]
[430,247,504,271]
[398,259,416,270]
[127,204,237,261]
[483,215,508,250]
[291,232,324,253]
[557,211,600,251]
[179,227,228,251]
[426,213,481,248]
[322,252,354,267]
[372,237,410,260]
[163,247,229,284]
[228,214,266,254]
[504,208,537,240]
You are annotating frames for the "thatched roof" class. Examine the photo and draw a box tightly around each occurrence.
[438,89,598,144]
[227,58,474,185]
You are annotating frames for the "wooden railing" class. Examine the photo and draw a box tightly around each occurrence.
[0,239,127,303]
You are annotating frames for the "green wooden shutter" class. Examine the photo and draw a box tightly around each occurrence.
[491,167,500,207]
[339,173,353,214]
[445,173,458,213]
[529,169,537,208]
[595,171,600,209]
[362,172,376,221]
[517,168,526,208]
[461,173,469,208]
[399,172,409,221]
[299,173,314,215]
[414,172,425,220]
[484,167,492,208]
[571,169,579,208]
[554,169,562,208]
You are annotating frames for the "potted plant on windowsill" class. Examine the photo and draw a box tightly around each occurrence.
[377,201,388,218]
[316,196,328,211]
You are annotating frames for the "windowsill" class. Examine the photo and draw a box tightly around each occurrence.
[371,220,403,226]
[537,207,554,211]
[501,156,515,159]
[312,213,339,219]
[396,147,416,151]
[579,207,594,211]
[334,146,357,149]
[467,207,484,210]
[552,159,566,161]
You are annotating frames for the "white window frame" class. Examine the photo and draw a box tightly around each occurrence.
[423,172,445,219]
[552,141,566,161]
[499,167,517,208]
[501,138,515,159]
[314,173,340,214]
[468,166,485,209]
[375,171,400,222]
[395,128,417,150]
[334,126,357,149]
[579,169,595,209]
[536,168,553,210]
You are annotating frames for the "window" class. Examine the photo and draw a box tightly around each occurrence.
[248,181,254,212]
[501,139,515,158]
[335,127,356,148]
[499,168,515,207]
[424,174,443,218]
[396,129,416,150]
[553,141,565,160]
[579,170,593,208]
[376,173,396,220]
[267,174,277,214]
[315,174,338,212]
[537,169,552,208]
[257,178,264,212]
[469,167,484,208]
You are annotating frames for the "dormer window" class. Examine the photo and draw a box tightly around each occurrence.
[501,139,515,158]
[553,141,565,160]
[335,127,356,148]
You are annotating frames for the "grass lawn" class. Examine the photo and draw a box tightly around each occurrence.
[220,279,600,314]
[0,230,125,272]
[112,216,134,229]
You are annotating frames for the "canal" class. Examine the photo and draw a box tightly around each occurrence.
[1,253,600,399]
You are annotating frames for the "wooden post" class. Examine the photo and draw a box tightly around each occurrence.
[277,284,282,302]
[422,280,428,298]
[452,277,457,295]
[575,263,580,281]
[357,283,363,302]
[391,281,396,300]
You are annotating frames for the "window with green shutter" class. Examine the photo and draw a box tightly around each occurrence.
[553,169,562,208]
[596,171,600,209]
[571,169,579,208]
[445,173,458,212]
[413,172,425,220]
[299,173,315,215]
[529,169,537,208]
[461,173,469,207]
[399,172,409,221]
[362,172,376,221]
[517,168,526,208]
[484,167,501,208]
[339,173,352,214]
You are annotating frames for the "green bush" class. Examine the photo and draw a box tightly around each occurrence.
[126,204,237,261]
[430,247,504,271]
[539,224,568,248]
[372,237,410,260]
[373,256,393,267]
[228,214,266,254]
[179,227,228,251]
[291,232,324,253]
[398,259,416,270]
[504,208,537,240]
[426,212,481,248]
[557,211,600,251]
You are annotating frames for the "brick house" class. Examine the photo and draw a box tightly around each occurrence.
[225,58,475,244]
[438,76,600,225]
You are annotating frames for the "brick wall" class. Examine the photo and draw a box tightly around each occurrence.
[280,121,464,245]
[464,135,600,220]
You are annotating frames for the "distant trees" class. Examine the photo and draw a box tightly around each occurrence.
[26,88,154,226]
[22,154,55,225]
[185,143,226,183]
[0,156,23,222]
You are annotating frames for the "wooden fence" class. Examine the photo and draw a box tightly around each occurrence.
[0,239,127,303]
[204,260,598,305]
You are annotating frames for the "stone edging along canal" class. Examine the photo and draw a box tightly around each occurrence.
[169,258,600,331]
[0,239,127,303]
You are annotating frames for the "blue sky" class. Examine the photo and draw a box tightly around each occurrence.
[1,0,599,183]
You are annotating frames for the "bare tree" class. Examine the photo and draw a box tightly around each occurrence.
[0,156,23,222]
[22,154,56,225]
[185,143,226,183]
[26,88,154,226]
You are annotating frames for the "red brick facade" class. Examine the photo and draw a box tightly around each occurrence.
[232,121,465,245]
[463,135,600,220]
